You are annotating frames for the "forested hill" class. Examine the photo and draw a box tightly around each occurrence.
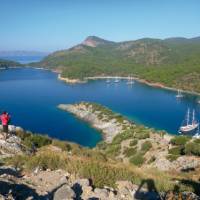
[0,59,22,68]
[37,36,200,92]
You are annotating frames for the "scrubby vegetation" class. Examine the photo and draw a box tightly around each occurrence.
[185,140,200,156]
[3,124,200,194]
[168,146,184,155]
[129,139,138,146]
[16,130,52,149]
[170,136,191,146]
[129,153,145,166]
[141,141,152,153]
[167,135,200,159]
[123,147,137,157]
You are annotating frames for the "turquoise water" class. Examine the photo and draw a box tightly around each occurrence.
[0,67,199,147]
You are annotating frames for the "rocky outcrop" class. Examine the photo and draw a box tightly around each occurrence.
[0,168,199,200]
[58,74,87,84]
[58,103,131,143]
[0,125,24,158]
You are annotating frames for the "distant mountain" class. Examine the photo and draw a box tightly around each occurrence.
[82,36,116,47]
[0,51,49,57]
[36,35,200,92]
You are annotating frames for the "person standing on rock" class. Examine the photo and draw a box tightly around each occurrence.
[0,111,11,138]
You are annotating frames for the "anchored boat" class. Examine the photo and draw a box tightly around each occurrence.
[179,109,199,134]
[176,89,184,98]
[127,76,134,85]
[114,76,120,83]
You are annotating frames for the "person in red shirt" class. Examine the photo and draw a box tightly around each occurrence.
[0,111,11,137]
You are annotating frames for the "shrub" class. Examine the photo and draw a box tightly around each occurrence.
[170,136,190,146]
[26,151,68,170]
[76,161,136,188]
[129,153,145,166]
[105,144,121,157]
[96,141,108,150]
[147,156,156,164]
[194,139,200,144]
[123,147,137,157]
[134,132,150,140]
[23,134,52,148]
[168,146,184,155]
[141,141,152,153]
[166,154,179,162]
[185,142,200,156]
[52,140,72,151]
[130,139,138,146]
[112,130,134,144]
[6,155,28,169]
[15,130,31,140]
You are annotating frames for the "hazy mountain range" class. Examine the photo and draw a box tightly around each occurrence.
[0,51,49,57]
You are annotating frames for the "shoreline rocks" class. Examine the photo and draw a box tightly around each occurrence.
[58,74,200,97]
[58,103,130,143]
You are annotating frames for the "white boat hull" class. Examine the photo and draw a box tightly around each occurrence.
[179,123,199,134]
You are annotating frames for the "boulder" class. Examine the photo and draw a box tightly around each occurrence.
[76,178,90,187]
[81,186,94,199]
[94,188,109,199]
[53,184,76,200]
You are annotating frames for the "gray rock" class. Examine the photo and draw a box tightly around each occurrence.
[53,184,76,200]
[94,188,109,199]
[76,178,90,187]
[81,186,93,199]
[6,135,21,144]
[0,139,22,154]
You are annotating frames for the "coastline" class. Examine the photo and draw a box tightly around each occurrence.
[4,65,198,96]
[58,102,132,143]
[58,102,175,143]
[58,74,200,96]
[58,74,87,84]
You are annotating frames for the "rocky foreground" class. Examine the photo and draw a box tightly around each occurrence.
[0,128,199,200]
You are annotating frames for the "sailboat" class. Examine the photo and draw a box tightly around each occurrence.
[114,76,120,83]
[179,109,199,134]
[176,89,183,98]
[127,76,134,85]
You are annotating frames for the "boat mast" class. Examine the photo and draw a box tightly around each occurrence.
[186,108,190,126]
[192,109,195,125]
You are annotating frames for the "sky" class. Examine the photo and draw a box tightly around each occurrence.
[0,0,200,52]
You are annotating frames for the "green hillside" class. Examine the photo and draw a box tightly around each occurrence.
[0,58,22,68]
[37,36,200,92]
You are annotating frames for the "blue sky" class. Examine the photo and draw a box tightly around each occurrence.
[0,0,199,52]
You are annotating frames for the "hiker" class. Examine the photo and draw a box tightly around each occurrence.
[0,111,11,138]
